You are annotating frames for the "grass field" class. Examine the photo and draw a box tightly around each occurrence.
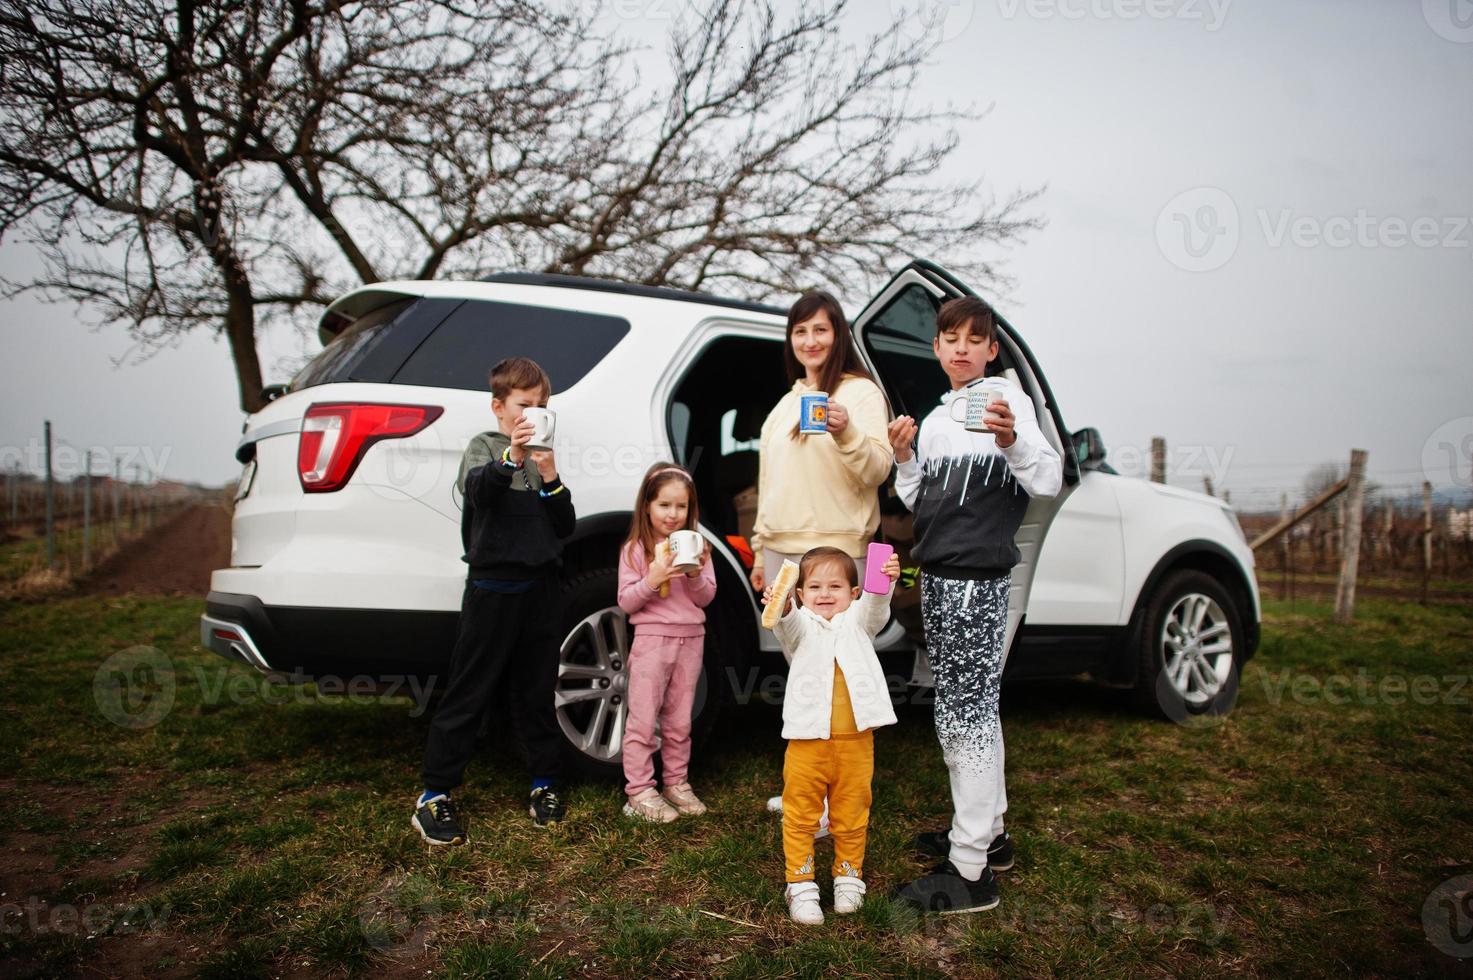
[1,592,1471,978]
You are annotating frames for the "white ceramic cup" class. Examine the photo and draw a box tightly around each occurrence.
[669,529,703,569]
[522,407,556,451]
[949,379,1008,433]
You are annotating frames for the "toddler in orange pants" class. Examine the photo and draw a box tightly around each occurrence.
[764,546,899,925]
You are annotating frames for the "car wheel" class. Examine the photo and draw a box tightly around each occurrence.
[1132,568,1243,721]
[555,568,730,782]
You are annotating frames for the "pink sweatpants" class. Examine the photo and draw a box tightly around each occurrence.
[623,632,704,796]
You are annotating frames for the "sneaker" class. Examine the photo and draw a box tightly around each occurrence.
[661,782,707,816]
[624,788,679,823]
[785,881,824,926]
[891,860,1000,915]
[914,830,1014,872]
[528,786,565,826]
[833,875,866,914]
[412,793,466,846]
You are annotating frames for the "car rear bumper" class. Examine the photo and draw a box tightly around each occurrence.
[201,590,458,682]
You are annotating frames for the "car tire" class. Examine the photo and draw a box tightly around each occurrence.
[553,568,731,782]
[1131,568,1244,722]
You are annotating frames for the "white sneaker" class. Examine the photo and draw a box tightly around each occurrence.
[767,794,830,839]
[785,881,824,926]
[623,788,678,823]
[832,875,866,914]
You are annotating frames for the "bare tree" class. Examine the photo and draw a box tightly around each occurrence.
[1,0,1041,413]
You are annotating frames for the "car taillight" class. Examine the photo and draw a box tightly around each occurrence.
[298,402,443,493]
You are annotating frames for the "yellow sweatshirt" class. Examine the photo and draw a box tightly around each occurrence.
[752,374,893,563]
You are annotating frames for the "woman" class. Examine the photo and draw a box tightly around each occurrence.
[750,290,893,592]
[750,289,894,822]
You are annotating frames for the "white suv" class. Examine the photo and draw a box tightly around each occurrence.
[203,260,1259,778]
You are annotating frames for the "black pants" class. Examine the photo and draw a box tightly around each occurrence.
[421,576,564,792]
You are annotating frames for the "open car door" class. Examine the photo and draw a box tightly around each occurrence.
[850,260,1079,672]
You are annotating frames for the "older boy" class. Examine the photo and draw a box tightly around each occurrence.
[413,356,576,843]
[887,297,1063,912]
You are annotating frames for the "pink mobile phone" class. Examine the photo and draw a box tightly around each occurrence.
[863,542,895,594]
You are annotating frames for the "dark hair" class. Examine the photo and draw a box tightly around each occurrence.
[488,357,551,402]
[797,546,858,591]
[783,290,875,439]
[623,461,700,563]
[935,296,998,345]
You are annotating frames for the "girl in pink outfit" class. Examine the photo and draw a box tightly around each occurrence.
[617,462,717,822]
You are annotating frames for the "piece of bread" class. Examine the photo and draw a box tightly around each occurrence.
[761,559,800,629]
[655,539,671,598]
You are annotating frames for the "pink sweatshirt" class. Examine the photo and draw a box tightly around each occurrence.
[617,540,718,637]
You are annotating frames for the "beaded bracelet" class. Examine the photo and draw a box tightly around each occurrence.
[498,446,519,469]
[539,483,566,498]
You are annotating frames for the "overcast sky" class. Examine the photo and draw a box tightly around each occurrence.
[2,0,1469,512]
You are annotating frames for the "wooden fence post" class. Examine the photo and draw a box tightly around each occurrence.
[1151,437,1166,484]
[1333,449,1367,624]
[1422,481,1432,606]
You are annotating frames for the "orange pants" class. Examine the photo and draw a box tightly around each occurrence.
[782,731,874,882]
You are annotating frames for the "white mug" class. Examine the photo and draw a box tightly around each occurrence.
[522,407,556,451]
[949,378,1008,433]
[669,529,703,569]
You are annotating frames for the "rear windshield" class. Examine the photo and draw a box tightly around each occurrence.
[290,296,631,394]
[390,299,631,392]
[290,298,416,390]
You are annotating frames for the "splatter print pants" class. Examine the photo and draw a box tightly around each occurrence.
[920,571,1010,879]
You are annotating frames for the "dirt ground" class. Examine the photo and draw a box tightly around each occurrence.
[74,503,231,598]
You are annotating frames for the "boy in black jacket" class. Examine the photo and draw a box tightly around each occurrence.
[413,356,576,843]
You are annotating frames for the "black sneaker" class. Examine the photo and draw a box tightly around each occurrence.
[412,793,466,846]
[528,786,565,826]
[891,860,1000,914]
[914,830,1014,872]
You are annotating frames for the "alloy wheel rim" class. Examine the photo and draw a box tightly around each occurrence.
[557,606,630,762]
[1160,592,1233,706]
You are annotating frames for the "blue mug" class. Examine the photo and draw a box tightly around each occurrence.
[799,392,829,434]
